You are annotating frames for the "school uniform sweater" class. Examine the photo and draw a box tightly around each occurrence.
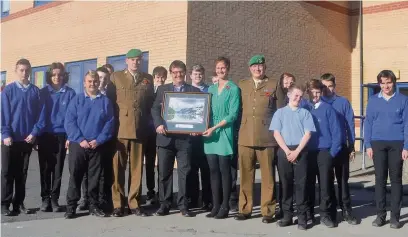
[322,94,355,146]
[305,101,342,157]
[39,85,76,134]
[364,92,408,149]
[64,92,115,145]
[1,82,44,141]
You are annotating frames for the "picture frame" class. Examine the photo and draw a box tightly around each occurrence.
[161,92,211,134]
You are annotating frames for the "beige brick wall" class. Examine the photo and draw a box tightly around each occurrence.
[361,8,408,84]
[1,1,188,83]
[186,1,352,99]
[9,1,33,14]
[350,13,363,150]
[363,0,401,8]
[350,4,408,150]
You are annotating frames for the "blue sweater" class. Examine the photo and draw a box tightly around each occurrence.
[1,82,44,141]
[364,92,408,149]
[64,93,114,145]
[40,85,76,134]
[322,94,355,146]
[305,101,342,157]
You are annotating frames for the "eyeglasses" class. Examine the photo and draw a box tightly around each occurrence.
[171,71,185,75]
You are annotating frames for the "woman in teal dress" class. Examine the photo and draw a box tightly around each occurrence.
[203,57,241,219]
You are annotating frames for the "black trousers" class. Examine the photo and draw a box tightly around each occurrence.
[333,145,352,211]
[273,154,282,212]
[371,141,403,221]
[66,142,103,209]
[145,131,157,196]
[38,133,67,202]
[230,151,239,206]
[1,142,32,208]
[99,139,115,207]
[81,139,115,204]
[207,154,232,210]
[81,167,89,202]
[277,146,308,224]
[187,139,212,206]
[157,140,192,210]
[307,150,335,217]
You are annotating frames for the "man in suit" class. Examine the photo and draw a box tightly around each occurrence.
[107,49,154,217]
[235,55,285,223]
[151,60,200,217]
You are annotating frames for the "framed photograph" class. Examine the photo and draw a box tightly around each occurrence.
[162,92,211,134]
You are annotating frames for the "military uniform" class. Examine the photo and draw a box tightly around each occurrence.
[237,55,285,219]
[108,49,154,214]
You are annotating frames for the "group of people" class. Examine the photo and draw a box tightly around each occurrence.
[1,47,406,230]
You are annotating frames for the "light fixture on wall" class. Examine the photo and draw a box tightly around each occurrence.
[393,69,400,80]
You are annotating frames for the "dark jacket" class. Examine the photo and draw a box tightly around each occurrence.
[151,83,201,147]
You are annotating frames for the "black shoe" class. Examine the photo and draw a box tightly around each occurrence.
[146,192,157,205]
[372,216,386,227]
[262,216,274,224]
[64,208,76,219]
[206,207,220,218]
[298,224,307,230]
[201,203,212,211]
[277,218,293,227]
[307,216,316,225]
[230,203,238,212]
[99,201,111,214]
[155,206,170,216]
[40,199,52,212]
[343,210,358,225]
[90,207,107,217]
[112,208,124,217]
[234,213,251,221]
[214,208,229,219]
[321,216,335,228]
[77,200,89,211]
[130,208,148,217]
[390,220,402,229]
[1,206,13,216]
[180,209,195,217]
[275,209,283,220]
[51,199,64,212]
[13,203,34,214]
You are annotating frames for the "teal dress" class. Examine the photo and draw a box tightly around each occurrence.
[204,81,241,156]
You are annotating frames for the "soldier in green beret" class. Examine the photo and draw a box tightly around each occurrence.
[235,55,285,223]
[107,48,154,217]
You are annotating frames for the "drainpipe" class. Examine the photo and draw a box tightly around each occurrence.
[359,0,366,169]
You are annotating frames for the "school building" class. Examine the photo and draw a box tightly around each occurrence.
[1,1,408,151]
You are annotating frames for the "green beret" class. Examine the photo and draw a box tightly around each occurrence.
[126,49,142,58]
[248,55,265,66]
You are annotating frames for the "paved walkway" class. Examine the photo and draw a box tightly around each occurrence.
[2,151,408,237]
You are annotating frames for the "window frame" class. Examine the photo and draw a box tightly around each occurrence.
[106,51,149,73]
[31,66,48,89]
[33,0,53,7]
[1,0,10,18]
[1,71,7,91]
[65,59,97,94]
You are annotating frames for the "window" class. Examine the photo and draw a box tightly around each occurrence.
[31,66,48,89]
[65,59,97,94]
[33,0,52,7]
[397,83,408,96]
[1,0,10,18]
[1,71,6,91]
[106,51,149,73]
